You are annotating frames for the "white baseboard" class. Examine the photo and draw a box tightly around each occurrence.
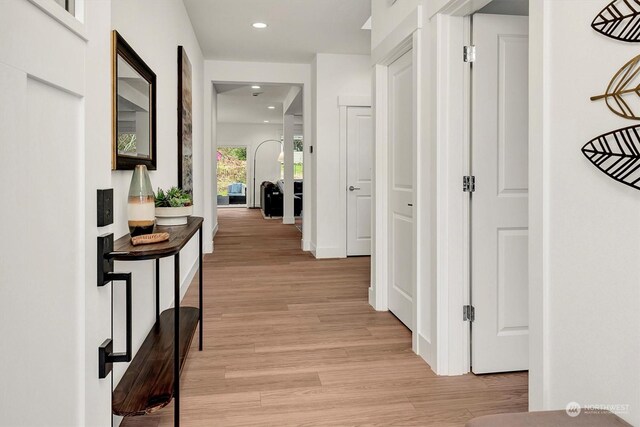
[310,242,317,257]
[368,287,376,308]
[207,222,219,253]
[283,216,295,225]
[313,246,347,259]
[302,239,311,251]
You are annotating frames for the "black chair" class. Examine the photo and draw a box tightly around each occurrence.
[260,181,283,217]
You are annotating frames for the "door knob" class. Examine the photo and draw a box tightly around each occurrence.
[349,186,361,191]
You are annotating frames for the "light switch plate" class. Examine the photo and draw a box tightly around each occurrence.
[97,189,114,227]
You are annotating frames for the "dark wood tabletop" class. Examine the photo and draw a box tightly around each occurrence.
[108,216,203,261]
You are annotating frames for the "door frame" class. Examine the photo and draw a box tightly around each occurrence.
[427,0,534,378]
[371,9,422,354]
[339,97,372,258]
[429,1,499,377]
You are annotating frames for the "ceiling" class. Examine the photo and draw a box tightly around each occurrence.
[478,0,529,16]
[215,83,301,124]
[183,0,371,63]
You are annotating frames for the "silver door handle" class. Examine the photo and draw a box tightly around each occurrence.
[349,186,361,191]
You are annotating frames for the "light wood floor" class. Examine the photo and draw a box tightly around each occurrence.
[123,208,527,426]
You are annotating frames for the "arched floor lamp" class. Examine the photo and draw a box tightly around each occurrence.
[252,139,283,209]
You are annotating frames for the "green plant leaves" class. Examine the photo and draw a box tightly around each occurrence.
[155,186,192,207]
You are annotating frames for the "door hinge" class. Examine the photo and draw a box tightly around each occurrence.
[463,45,476,63]
[463,176,476,193]
[463,305,475,322]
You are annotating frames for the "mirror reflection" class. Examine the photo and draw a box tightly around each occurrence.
[117,56,151,159]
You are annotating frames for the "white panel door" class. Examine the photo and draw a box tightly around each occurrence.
[388,50,414,330]
[471,14,529,373]
[347,107,373,256]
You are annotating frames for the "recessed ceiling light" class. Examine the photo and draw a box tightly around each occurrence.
[268,106,275,110]
[264,120,270,123]
[252,22,267,29]
[251,85,261,89]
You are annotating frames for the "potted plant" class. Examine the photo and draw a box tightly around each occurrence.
[155,187,193,226]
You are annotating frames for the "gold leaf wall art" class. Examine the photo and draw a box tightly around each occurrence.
[591,53,640,120]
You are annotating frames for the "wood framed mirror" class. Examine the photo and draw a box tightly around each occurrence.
[112,30,157,170]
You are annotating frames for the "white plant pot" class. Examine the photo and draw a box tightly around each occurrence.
[155,206,193,226]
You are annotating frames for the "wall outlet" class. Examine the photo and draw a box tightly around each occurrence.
[97,189,114,227]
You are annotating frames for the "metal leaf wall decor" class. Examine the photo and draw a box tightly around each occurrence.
[592,0,640,42]
[582,124,640,190]
[591,53,640,120]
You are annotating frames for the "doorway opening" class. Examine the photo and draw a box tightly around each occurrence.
[217,146,247,208]
[213,82,305,233]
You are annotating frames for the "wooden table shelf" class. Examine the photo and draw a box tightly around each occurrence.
[113,307,199,416]
[105,216,204,427]
[109,217,204,261]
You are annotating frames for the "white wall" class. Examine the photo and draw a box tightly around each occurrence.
[84,0,114,425]
[110,0,205,420]
[312,53,371,258]
[217,122,283,207]
[530,1,640,423]
[311,56,319,247]
[371,0,421,49]
[0,1,92,425]
[208,83,218,243]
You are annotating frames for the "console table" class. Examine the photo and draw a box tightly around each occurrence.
[105,216,204,427]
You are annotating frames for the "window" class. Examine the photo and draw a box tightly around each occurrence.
[293,136,303,179]
[54,0,75,16]
[217,147,247,207]
[280,136,304,180]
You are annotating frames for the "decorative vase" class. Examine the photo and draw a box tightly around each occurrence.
[127,165,155,236]
[155,205,193,226]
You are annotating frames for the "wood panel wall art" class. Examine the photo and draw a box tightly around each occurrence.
[177,46,193,194]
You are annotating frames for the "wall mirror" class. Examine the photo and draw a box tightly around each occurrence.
[112,31,157,170]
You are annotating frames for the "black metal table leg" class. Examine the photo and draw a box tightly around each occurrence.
[156,259,160,325]
[199,226,203,351]
[174,253,180,427]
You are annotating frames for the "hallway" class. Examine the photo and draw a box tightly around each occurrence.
[125,209,527,426]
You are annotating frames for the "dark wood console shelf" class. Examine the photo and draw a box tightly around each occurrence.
[106,216,204,427]
[109,216,204,261]
[113,307,199,416]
